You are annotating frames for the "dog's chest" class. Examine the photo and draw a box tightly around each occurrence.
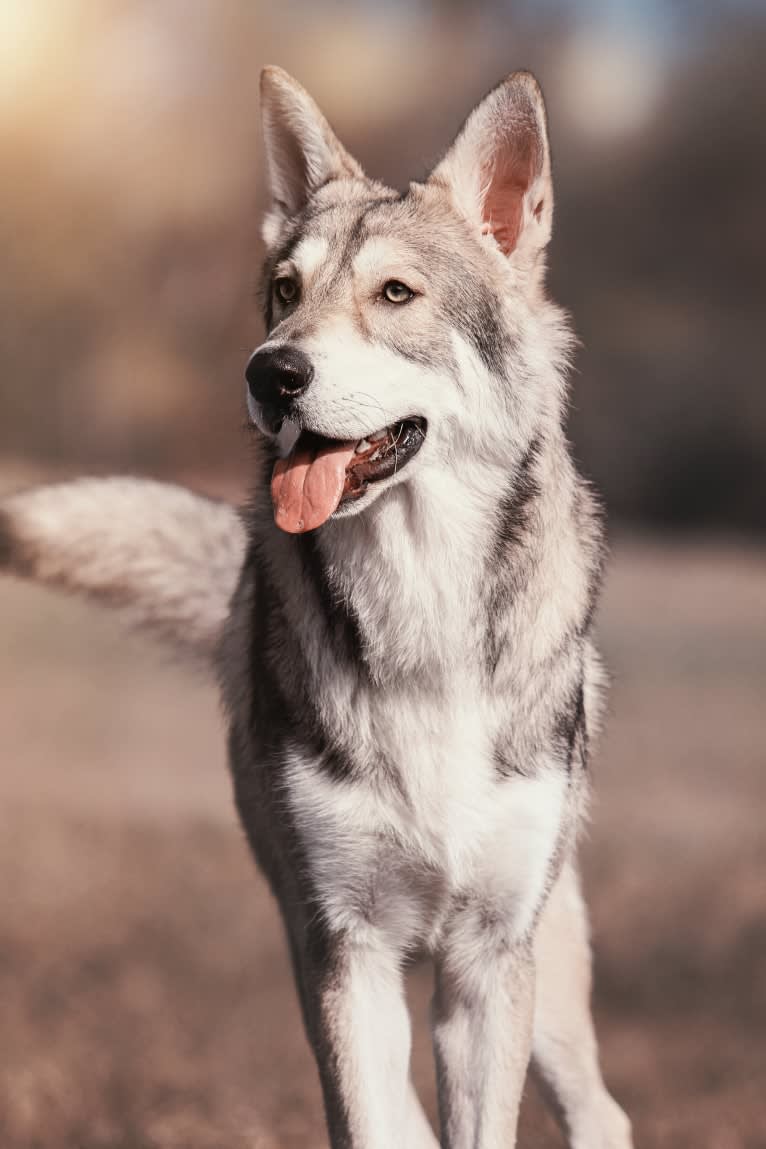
[282,683,567,951]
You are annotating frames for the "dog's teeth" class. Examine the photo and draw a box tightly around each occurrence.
[356,439,372,453]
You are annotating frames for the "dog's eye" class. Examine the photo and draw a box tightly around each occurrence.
[382,280,414,305]
[275,277,299,305]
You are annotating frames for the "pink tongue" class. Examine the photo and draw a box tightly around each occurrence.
[271,439,358,533]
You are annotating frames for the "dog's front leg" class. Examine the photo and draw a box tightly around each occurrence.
[297,923,415,1149]
[432,903,536,1148]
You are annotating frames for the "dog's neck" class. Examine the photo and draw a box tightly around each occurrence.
[291,425,581,685]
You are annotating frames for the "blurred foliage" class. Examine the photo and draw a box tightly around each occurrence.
[0,0,764,529]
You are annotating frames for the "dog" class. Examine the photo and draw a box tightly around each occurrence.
[0,67,633,1149]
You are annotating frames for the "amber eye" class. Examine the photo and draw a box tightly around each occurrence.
[275,276,298,305]
[382,280,414,304]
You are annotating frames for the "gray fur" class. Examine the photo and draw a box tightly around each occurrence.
[0,67,632,1149]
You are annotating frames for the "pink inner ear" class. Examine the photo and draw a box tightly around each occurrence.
[480,141,537,257]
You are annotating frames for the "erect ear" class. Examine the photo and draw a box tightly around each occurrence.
[260,66,364,246]
[430,72,552,265]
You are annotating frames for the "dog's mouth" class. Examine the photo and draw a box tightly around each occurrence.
[270,417,427,534]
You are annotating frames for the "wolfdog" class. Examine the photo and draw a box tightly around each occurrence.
[0,67,633,1148]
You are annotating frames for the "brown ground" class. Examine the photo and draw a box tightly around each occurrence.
[1,532,764,1148]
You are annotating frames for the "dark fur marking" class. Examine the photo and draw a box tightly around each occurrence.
[246,535,359,785]
[305,189,399,226]
[340,196,403,267]
[494,435,543,556]
[247,550,298,751]
[298,532,366,668]
[484,436,544,676]
[247,531,403,789]
[248,551,328,761]
[299,922,355,1142]
[442,276,511,376]
[553,680,586,771]
[493,744,534,780]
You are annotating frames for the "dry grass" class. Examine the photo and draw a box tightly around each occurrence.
[1,534,765,1147]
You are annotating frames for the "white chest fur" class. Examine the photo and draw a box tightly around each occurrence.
[283,681,569,955]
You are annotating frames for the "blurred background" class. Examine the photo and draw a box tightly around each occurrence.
[1,1,764,1147]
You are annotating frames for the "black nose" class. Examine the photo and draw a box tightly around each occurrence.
[245,345,314,412]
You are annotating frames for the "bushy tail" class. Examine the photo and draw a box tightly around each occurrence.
[0,477,246,664]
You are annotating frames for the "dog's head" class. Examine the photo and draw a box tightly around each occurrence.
[247,67,563,534]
